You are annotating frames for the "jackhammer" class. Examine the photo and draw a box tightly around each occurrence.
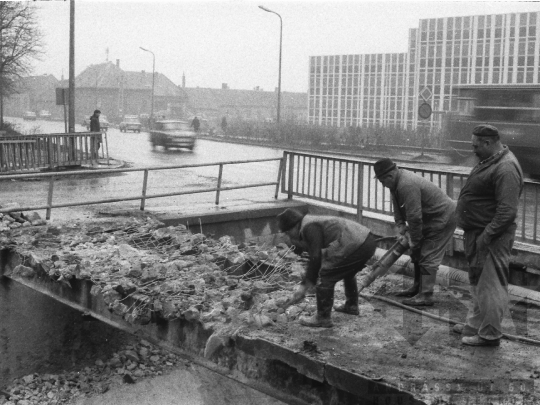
[358,234,410,291]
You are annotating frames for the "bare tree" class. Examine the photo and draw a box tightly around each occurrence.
[0,2,44,129]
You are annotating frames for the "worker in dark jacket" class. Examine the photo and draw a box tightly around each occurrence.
[374,158,456,306]
[455,124,523,347]
[89,109,102,158]
[277,208,377,328]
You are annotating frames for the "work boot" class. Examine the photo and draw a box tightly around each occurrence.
[452,324,478,337]
[300,284,334,328]
[402,293,434,307]
[461,335,500,347]
[299,314,333,328]
[402,265,436,306]
[394,262,421,297]
[334,304,359,315]
[334,276,360,315]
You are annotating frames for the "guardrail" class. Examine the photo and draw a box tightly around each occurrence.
[0,157,284,220]
[0,132,104,173]
[281,151,540,245]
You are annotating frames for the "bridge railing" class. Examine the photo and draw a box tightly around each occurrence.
[0,157,284,220]
[281,151,540,245]
[0,132,103,173]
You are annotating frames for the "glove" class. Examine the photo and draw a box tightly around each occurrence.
[396,223,408,236]
[285,283,310,307]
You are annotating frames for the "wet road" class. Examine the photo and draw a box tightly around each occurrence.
[3,118,284,220]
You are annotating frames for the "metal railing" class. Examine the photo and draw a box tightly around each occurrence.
[281,151,540,245]
[0,132,103,173]
[0,157,284,220]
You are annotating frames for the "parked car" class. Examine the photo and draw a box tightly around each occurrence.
[39,110,52,120]
[82,114,110,132]
[149,120,196,151]
[119,115,142,133]
[23,111,37,121]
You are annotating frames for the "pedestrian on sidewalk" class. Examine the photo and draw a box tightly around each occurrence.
[277,208,377,328]
[374,158,456,307]
[455,124,523,347]
[191,116,200,132]
[89,109,102,159]
[221,116,227,134]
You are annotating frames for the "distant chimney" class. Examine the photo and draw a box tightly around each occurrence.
[116,59,120,68]
[254,86,260,91]
[142,70,145,74]
[222,83,228,90]
[182,72,186,88]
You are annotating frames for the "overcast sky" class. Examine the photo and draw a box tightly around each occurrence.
[33,0,540,93]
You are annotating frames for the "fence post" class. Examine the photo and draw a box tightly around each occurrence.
[47,137,54,169]
[140,169,149,211]
[46,175,55,220]
[356,163,364,222]
[287,152,294,200]
[215,163,224,205]
[274,157,284,199]
[446,173,454,199]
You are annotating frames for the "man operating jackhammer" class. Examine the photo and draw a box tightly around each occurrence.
[277,208,377,328]
[374,158,456,306]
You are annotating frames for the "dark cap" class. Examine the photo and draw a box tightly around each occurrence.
[277,208,305,232]
[472,124,499,137]
[373,158,397,179]
[94,109,101,114]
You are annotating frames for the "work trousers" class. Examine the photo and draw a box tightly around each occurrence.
[463,225,515,340]
[317,233,377,317]
[416,212,457,295]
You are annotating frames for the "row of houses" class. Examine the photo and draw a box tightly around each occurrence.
[4,59,307,126]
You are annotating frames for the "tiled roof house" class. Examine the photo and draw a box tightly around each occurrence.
[74,61,188,123]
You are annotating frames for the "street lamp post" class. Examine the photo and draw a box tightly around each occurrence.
[259,5,282,123]
[139,47,155,126]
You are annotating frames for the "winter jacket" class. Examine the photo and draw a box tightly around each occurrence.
[391,169,456,247]
[456,146,523,243]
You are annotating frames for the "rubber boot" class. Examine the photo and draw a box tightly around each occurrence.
[402,265,436,306]
[334,276,360,315]
[299,285,334,328]
[394,261,421,297]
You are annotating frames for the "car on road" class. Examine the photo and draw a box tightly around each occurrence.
[149,120,196,151]
[82,114,110,132]
[39,110,52,120]
[23,111,37,121]
[119,115,142,133]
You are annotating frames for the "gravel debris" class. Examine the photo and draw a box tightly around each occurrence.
[0,216,316,404]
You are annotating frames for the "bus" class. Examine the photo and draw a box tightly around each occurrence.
[444,84,540,177]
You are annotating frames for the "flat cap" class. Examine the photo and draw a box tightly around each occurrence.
[277,208,305,232]
[472,124,499,137]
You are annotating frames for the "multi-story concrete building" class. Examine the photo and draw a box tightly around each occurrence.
[308,53,411,128]
[309,10,540,130]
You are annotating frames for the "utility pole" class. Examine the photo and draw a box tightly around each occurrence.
[68,0,75,132]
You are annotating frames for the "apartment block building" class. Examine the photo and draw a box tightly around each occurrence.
[309,10,540,130]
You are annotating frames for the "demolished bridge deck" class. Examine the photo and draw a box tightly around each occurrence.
[1,215,539,405]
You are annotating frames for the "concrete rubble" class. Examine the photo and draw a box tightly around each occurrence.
[3,217,310,328]
[0,217,315,404]
[0,338,184,405]
[0,203,46,232]
[3,216,540,405]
